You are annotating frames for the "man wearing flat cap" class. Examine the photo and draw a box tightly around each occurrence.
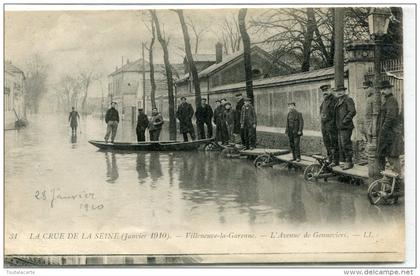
[136,108,149,142]
[319,84,339,165]
[240,97,257,150]
[377,80,401,173]
[104,101,120,143]
[285,102,304,161]
[333,86,356,170]
[195,98,213,139]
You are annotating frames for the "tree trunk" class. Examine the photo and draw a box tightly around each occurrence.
[176,9,201,108]
[149,19,157,109]
[238,9,254,105]
[151,10,177,140]
[301,8,316,72]
[328,8,336,66]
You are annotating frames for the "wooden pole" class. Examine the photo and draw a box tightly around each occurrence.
[334,8,345,90]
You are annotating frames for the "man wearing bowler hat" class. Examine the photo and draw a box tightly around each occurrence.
[333,86,356,170]
[377,80,401,173]
[319,84,339,165]
[285,102,304,162]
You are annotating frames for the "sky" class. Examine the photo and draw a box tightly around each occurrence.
[5,8,267,98]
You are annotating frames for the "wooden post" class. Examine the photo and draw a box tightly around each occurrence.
[334,8,345,90]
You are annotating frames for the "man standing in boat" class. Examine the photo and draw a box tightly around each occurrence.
[195,98,213,139]
[176,97,196,142]
[68,106,80,135]
[136,108,149,142]
[213,99,228,145]
[149,107,164,141]
[104,102,119,143]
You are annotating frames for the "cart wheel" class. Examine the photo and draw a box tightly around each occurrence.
[254,154,272,168]
[303,164,321,181]
[204,142,219,151]
[367,179,391,205]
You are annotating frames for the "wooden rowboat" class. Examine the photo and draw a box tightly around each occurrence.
[88,138,215,152]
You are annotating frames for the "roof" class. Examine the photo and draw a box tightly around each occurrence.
[109,58,184,79]
[208,66,349,93]
[176,45,281,83]
[5,62,24,76]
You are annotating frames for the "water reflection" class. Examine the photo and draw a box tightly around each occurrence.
[105,152,119,183]
[136,153,148,184]
[149,153,162,185]
[70,133,77,147]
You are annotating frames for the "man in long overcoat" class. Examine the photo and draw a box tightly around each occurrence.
[213,99,228,144]
[377,80,401,173]
[195,98,213,139]
[149,107,164,141]
[136,108,149,142]
[285,102,304,161]
[234,93,245,144]
[176,97,196,142]
[334,87,356,170]
[68,106,80,135]
[240,97,257,150]
[319,84,339,165]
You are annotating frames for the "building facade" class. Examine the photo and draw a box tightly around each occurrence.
[5,62,26,130]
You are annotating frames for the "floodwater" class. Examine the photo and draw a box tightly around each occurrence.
[5,114,404,250]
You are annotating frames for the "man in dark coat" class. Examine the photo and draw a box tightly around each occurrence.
[234,93,245,144]
[377,80,401,173]
[334,87,356,170]
[136,108,149,142]
[68,106,80,135]
[149,107,164,141]
[195,98,213,139]
[319,84,339,165]
[285,102,304,161]
[176,97,196,142]
[104,102,119,143]
[224,102,236,143]
[240,97,257,150]
[213,99,228,144]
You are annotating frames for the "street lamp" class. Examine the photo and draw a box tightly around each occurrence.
[367,7,391,180]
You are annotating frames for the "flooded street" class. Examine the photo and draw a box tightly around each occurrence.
[5,114,404,256]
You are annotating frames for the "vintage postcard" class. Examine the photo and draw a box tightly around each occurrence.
[3,3,415,267]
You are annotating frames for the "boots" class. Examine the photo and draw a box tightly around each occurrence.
[342,158,354,170]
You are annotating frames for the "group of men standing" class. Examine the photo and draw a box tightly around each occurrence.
[174,94,257,150]
[315,79,400,171]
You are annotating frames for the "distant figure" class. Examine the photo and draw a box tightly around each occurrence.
[149,107,164,141]
[240,97,257,150]
[176,97,196,142]
[319,84,339,166]
[136,108,149,142]
[223,102,236,144]
[104,102,119,143]
[377,80,401,173]
[213,99,228,145]
[68,107,80,134]
[285,102,304,162]
[195,98,213,139]
[234,93,245,144]
[362,80,374,143]
[334,87,356,170]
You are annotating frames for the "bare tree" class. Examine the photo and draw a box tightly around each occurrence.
[78,69,100,116]
[238,8,254,104]
[143,16,157,109]
[24,54,48,114]
[212,13,242,55]
[150,9,177,140]
[174,9,201,108]
[186,16,209,54]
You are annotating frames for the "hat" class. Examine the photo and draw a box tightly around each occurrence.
[235,93,243,97]
[201,98,207,101]
[221,98,227,102]
[320,84,331,92]
[333,86,347,92]
[180,96,186,100]
[111,101,117,105]
[288,102,296,106]
[215,99,221,103]
[224,102,232,106]
[138,108,143,111]
[244,97,252,102]
[378,80,394,88]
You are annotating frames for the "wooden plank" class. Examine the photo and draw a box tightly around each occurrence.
[332,165,368,179]
[273,153,316,167]
[240,148,290,157]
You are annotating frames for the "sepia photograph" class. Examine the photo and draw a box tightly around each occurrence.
[2,2,416,270]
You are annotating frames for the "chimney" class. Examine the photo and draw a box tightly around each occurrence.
[215,42,223,63]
